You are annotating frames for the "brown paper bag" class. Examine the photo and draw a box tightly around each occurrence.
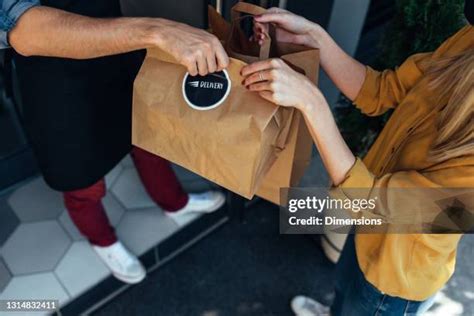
[209,3,319,205]
[132,2,318,200]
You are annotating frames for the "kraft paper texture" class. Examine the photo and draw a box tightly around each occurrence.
[132,3,319,201]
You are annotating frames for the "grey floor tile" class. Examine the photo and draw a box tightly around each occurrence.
[103,193,126,226]
[105,162,124,190]
[58,211,85,242]
[117,207,179,255]
[120,154,134,168]
[8,177,64,222]
[0,272,70,313]
[0,197,20,248]
[112,160,219,211]
[111,168,156,210]
[2,221,71,275]
[0,258,12,292]
[55,241,110,297]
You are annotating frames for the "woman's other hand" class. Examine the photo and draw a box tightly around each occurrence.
[252,7,322,48]
[242,58,355,186]
[252,7,366,102]
[241,58,325,111]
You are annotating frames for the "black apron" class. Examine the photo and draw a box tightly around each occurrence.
[12,0,145,191]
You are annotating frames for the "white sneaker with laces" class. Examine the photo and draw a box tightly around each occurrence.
[93,241,146,284]
[165,191,226,227]
[291,295,331,316]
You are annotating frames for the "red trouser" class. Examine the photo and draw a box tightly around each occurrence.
[63,147,188,246]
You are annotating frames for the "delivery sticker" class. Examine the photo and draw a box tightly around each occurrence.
[182,70,231,111]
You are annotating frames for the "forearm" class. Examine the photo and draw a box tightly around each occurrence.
[308,25,366,101]
[300,95,356,186]
[9,6,159,59]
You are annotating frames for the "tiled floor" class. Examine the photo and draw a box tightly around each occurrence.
[0,154,221,314]
[2,221,71,275]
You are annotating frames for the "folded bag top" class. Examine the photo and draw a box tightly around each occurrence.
[226,2,272,62]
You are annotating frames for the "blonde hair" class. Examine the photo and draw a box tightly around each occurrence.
[425,48,474,162]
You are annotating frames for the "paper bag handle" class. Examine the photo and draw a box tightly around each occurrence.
[231,2,267,21]
[229,2,271,60]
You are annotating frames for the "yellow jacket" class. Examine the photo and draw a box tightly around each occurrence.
[337,25,474,300]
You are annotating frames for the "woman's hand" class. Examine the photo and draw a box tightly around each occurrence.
[242,58,355,186]
[252,8,366,102]
[252,7,322,48]
[241,58,324,111]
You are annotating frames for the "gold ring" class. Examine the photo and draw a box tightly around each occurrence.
[259,71,264,81]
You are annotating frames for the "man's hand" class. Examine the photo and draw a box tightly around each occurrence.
[9,6,229,76]
[152,20,229,76]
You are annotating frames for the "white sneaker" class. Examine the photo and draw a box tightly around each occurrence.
[291,296,330,316]
[92,241,146,284]
[165,191,226,227]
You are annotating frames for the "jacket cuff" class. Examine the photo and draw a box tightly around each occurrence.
[330,158,375,201]
[353,66,380,111]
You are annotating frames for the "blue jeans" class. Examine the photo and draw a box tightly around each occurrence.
[330,234,435,316]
